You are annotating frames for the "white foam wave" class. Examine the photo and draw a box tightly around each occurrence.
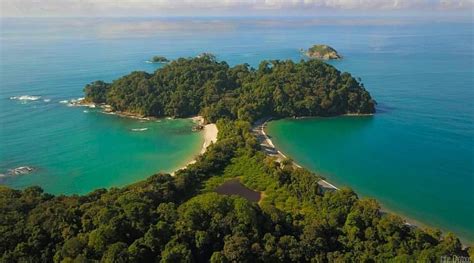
[59,100,69,104]
[10,95,41,101]
[70,97,84,103]
[131,128,148,132]
[43,99,51,102]
[83,110,89,113]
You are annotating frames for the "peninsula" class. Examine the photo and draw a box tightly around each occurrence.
[83,54,375,120]
[1,55,470,262]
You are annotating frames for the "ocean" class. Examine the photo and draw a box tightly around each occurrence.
[0,17,472,241]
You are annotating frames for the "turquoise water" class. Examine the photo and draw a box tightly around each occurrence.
[263,19,474,242]
[0,18,206,195]
[1,17,472,240]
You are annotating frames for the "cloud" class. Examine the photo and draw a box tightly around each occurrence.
[1,0,473,17]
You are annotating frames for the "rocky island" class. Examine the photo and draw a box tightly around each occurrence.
[305,44,342,60]
[150,56,169,63]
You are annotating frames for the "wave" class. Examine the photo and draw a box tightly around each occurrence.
[10,95,41,101]
[83,110,89,113]
[43,99,51,102]
[131,128,148,132]
[70,97,84,103]
[59,100,69,104]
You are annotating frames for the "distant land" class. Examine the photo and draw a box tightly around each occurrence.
[305,44,342,60]
[150,55,169,63]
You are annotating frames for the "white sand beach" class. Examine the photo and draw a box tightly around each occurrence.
[191,116,218,154]
[172,116,218,175]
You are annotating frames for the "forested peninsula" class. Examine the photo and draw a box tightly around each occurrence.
[1,55,472,262]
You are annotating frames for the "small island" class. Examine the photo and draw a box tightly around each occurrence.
[150,56,169,63]
[305,44,342,60]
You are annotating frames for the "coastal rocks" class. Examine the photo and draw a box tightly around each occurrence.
[65,98,155,120]
[103,105,113,112]
[66,97,96,108]
[0,166,35,178]
[305,44,342,60]
[192,124,204,132]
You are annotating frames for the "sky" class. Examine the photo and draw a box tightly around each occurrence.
[1,0,473,17]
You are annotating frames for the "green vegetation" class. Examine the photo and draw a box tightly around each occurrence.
[83,80,110,104]
[0,120,470,262]
[84,56,375,120]
[306,45,342,60]
[1,56,470,262]
[151,56,170,63]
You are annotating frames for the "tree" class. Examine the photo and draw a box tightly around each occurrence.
[223,234,251,262]
[84,81,110,104]
[101,242,129,263]
[160,242,193,263]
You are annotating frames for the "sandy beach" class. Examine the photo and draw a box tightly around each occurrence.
[191,116,218,154]
[172,116,218,175]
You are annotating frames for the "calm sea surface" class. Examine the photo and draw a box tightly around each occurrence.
[0,17,472,241]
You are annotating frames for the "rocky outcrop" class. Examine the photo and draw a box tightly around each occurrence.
[306,44,342,60]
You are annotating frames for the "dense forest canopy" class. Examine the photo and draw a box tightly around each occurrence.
[84,56,375,122]
[1,120,471,262]
[1,56,472,262]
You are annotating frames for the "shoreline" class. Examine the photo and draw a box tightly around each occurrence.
[256,117,473,246]
[190,116,218,155]
[172,116,218,175]
[254,117,420,214]
[68,100,219,175]
[252,117,339,192]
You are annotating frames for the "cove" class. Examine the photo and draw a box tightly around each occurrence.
[0,106,203,195]
[266,116,474,243]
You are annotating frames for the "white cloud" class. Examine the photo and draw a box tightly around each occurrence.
[1,0,473,17]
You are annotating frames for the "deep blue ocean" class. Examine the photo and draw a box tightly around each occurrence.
[0,17,472,242]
